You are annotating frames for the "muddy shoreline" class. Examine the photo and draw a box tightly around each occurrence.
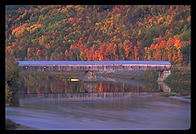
[6,119,38,130]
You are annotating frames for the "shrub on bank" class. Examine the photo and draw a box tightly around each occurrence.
[164,68,191,95]
[5,57,20,106]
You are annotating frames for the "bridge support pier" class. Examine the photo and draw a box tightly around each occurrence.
[157,70,171,82]
[158,81,171,92]
[84,71,97,81]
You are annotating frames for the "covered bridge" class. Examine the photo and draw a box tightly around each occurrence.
[18,61,171,81]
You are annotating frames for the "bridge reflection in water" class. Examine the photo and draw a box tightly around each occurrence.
[19,92,132,102]
[18,81,171,105]
[17,71,171,106]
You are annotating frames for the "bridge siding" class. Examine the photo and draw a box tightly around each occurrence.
[18,61,171,71]
[18,61,171,65]
[19,64,171,71]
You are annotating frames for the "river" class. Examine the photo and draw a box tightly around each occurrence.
[5,72,191,130]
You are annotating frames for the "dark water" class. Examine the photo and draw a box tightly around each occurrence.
[5,73,190,130]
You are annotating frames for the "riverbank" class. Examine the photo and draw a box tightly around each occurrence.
[6,119,37,130]
[164,68,191,96]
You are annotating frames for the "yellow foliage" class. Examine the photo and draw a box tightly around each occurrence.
[138,29,142,36]
[179,19,184,23]
[60,7,68,13]
[26,23,42,33]
[39,35,45,45]
[66,5,73,8]
[95,22,100,26]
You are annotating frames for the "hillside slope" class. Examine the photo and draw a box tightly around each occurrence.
[5,5,190,66]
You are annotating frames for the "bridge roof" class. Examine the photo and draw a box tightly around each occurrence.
[18,61,171,66]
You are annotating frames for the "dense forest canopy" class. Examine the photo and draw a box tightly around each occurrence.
[5,5,191,66]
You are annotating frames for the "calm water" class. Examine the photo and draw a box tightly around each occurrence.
[5,72,190,130]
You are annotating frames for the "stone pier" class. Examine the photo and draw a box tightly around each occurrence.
[83,71,97,81]
[158,81,171,92]
[157,70,171,82]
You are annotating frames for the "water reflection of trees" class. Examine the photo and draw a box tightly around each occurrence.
[19,73,162,95]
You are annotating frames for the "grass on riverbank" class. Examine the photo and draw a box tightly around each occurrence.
[159,92,177,97]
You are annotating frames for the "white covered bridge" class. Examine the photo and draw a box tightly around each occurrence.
[18,61,171,81]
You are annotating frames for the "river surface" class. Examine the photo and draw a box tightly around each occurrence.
[5,72,191,130]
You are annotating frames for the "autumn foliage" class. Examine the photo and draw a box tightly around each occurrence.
[5,5,190,66]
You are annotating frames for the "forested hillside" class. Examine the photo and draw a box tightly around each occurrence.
[5,5,191,66]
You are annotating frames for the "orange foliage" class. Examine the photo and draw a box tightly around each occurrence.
[6,46,12,53]
[177,50,183,64]
[174,37,182,49]
[158,17,163,24]
[16,11,27,21]
[137,21,143,27]
[154,49,162,60]
[148,18,153,23]
[159,40,166,48]
[146,36,186,64]
[133,46,139,60]
[12,23,27,36]
[12,42,17,47]
[45,43,51,49]
[6,5,190,65]
[150,44,155,50]
[27,47,33,57]
[154,44,159,49]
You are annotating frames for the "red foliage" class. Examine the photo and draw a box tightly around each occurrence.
[158,35,162,41]
[5,30,8,36]
[119,9,123,14]
[68,17,74,23]
[36,49,42,56]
